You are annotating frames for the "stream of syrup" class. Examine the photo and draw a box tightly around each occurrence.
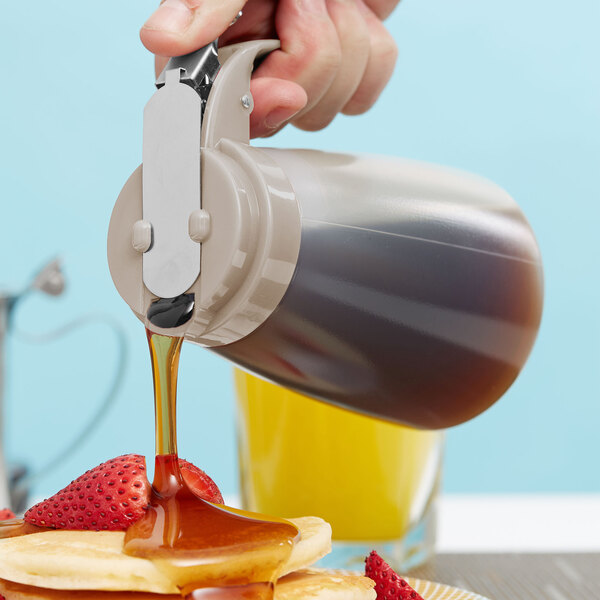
[123,329,299,599]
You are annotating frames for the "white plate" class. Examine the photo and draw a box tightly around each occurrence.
[407,577,491,600]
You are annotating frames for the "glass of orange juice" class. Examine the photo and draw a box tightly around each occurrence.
[234,370,444,571]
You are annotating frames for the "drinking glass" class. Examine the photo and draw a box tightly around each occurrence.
[234,370,444,571]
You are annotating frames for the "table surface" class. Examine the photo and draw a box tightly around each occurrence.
[408,553,600,600]
[412,494,600,599]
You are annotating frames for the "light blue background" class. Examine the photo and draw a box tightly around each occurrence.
[1,0,598,502]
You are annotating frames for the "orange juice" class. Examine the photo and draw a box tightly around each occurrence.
[235,371,444,542]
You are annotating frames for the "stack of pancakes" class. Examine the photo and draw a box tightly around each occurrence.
[0,517,375,600]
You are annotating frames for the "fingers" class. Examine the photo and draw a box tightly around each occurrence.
[143,0,398,136]
[294,0,371,131]
[251,0,397,133]
[249,78,308,138]
[342,0,398,115]
[141,0,247,57]
[252,0,343,118]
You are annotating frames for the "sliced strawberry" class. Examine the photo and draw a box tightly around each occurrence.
[0,508,15,520]
[23,454,223,532]
[365,550,425,600]
[180,458,224,504]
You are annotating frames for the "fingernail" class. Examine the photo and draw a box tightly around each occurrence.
[265,108,299,130]
[143,0,194,34]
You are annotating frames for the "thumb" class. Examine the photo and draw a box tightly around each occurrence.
[141,0,247,57]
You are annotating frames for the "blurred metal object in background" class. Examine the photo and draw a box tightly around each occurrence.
[0,258,128,514]
[0,258,66,511]
[30,259,66,297]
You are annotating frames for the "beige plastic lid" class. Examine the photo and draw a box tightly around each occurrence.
[107,41,301,346]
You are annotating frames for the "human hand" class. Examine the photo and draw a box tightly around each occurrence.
[142,0,399,138]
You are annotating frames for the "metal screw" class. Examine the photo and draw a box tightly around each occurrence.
[230,10,243,26]
[241,94,252,109]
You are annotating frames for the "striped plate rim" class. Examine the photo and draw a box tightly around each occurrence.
[327,570,491,600]
[407,577,491,600]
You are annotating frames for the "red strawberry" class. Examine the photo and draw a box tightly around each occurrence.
[365,550,425,600]
[24,454,150,531]
[180,458,224,504]
[24,454,223,532]
[0,508,15,520]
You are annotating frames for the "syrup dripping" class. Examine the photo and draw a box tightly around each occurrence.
[0,519,50,539]
[124,329,298,599]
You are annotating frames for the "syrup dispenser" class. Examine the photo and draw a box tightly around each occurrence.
[108,40,543,429]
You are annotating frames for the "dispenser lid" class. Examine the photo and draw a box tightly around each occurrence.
[108,40,301,346]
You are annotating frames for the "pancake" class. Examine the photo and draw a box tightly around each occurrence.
[276,568,377,600]
[0,568,375,600]
[0,517,331,593]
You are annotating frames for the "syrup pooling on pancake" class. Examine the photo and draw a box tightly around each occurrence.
[123,331,298,598]
[0,519,50,539]
[0,517,330,593]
